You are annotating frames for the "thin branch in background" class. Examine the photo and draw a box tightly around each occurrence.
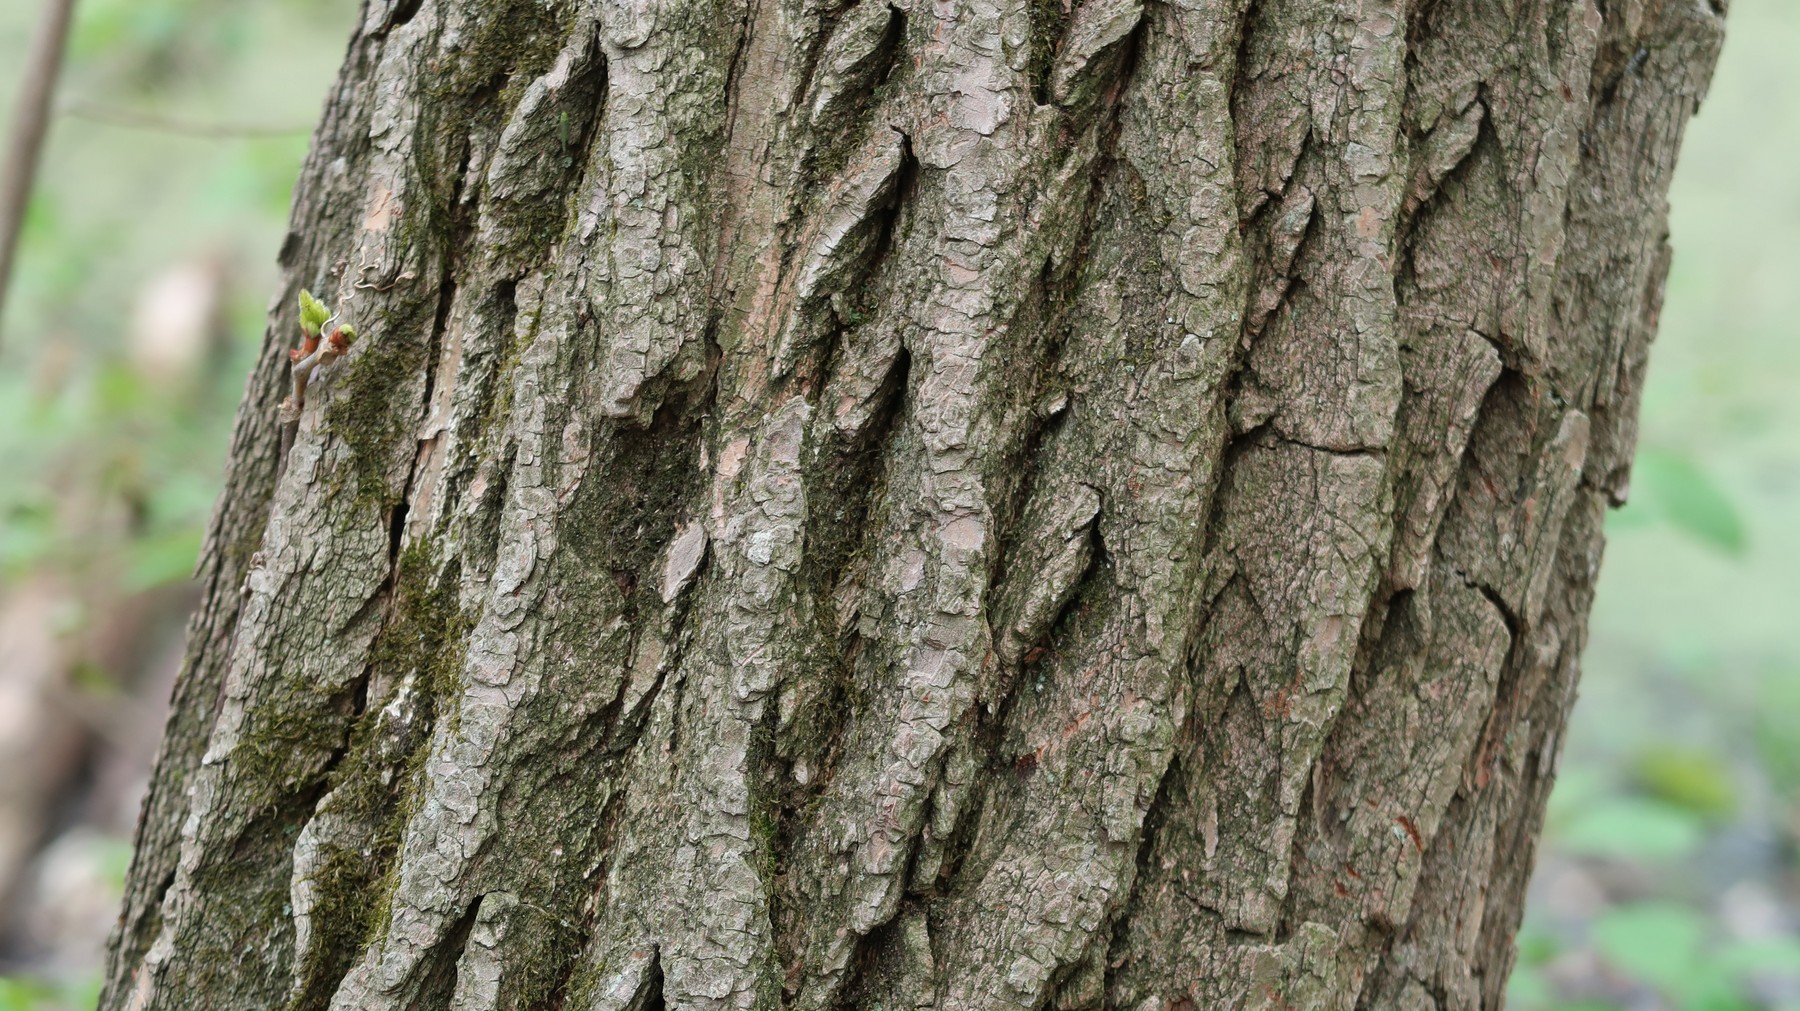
[0,0,79,348]
[61,99,312,139]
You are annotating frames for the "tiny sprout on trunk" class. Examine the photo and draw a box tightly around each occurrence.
[280,288,358,423]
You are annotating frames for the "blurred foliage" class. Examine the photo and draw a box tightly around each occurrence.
[0,357,241,587]
[1510,902,1800,1011]
[1634,746,1739,822]
[1558,796,1707,862]
[1612,449,1749,557]
[0,0,354,998]
[1518,2,1800,1009]
[0,977,98,1011]
[1753,672,1800,799]
[1589,902,1726,1006]
[0,0,353,587]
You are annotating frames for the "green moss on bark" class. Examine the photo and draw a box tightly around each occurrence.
[283,547,470,1008]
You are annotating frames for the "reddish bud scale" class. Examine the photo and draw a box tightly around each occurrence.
[290,331,322,362]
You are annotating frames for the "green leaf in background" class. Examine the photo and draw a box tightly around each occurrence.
[1752,669,1800,798]
[1516,926,1561,966]
[0,979,41,1011]
[1680,993,1758,1011]
[1558,796,1705,861]
[1604,496,1656,533]
[1631,449,1748,557]
[1632,746,1738,822]
[1713,928,1800,971]
[0,498,58,576]
[0,975,103,1011]
[1591,901,1705,992]
[1589,902,1756,1011]
[1718,935,1800,977]
[1706,935,1800,1000]
[1544,765,1610,826]
[1505,963,1552,1008]
[95,362,150,415]
[126,527,202,591]
[53,978,99,1011]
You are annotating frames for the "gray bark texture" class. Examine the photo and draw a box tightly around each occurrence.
[101,0,1722,1007]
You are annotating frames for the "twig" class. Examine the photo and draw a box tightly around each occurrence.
[60,99,311,139]
[0,0,78,346]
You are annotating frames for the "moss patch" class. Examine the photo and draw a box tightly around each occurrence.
[283,547,470,1010]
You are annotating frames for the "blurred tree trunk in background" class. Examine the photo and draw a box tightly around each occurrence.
[101,0,1721,1007]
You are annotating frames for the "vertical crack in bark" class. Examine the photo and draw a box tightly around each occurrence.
[378,0,425,35]
[800,2,906,191]
[1107,0,1418,999]
[411,894,481,1009]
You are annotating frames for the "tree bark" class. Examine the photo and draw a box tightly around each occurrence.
[102,0,1722,1007]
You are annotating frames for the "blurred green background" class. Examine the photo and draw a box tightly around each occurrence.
[0,1,1795,1008]
[0,1,356,1007]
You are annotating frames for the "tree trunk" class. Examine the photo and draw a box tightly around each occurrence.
[101,0,1721,1007]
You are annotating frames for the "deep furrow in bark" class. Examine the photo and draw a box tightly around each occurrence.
[377,0,426,35]
[1263,2,1720,1009]
[564,2,926,1006]
[774,4,1201,1004]
[277,4,625,992]
[778,8,1096,1001]
[1108,0,1414,1002]
[915,0,1263,1004]
[798,3,907,195]
[270,1,676,1000]
[972,9,1141,678]
[1180,0,1591,993]
[1065,0,1264,996]
[310,5,740,1004]
[765,343,914,987]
